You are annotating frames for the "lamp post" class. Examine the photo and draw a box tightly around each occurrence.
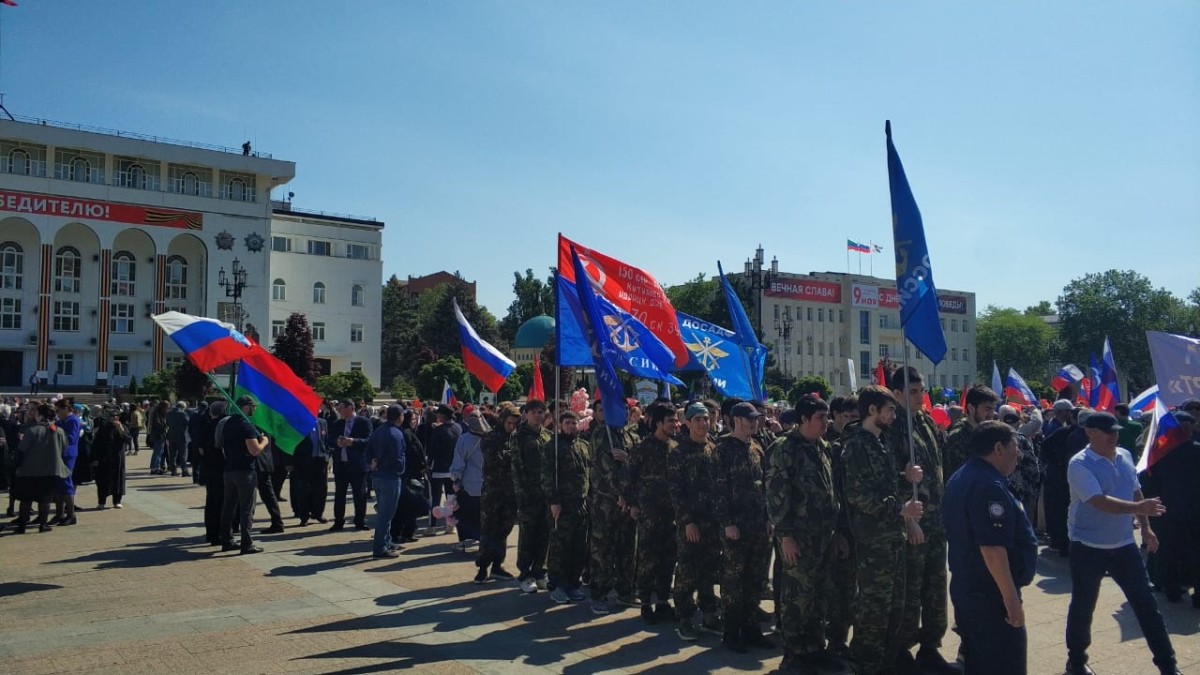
[218,258,248,391]
[775,307,793,377]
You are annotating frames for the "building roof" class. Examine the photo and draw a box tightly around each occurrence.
[514,315,555,349]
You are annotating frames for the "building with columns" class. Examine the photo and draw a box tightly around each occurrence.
[0,116,383,390]
[730,245,977,396]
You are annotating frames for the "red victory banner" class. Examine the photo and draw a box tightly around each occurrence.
[0,189,204,230]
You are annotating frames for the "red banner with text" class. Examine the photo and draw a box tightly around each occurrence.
[0,189,203,230]
[764,279,842,304]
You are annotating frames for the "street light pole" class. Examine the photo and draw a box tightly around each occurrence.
[218,258,248,393]
[775,307,793,378]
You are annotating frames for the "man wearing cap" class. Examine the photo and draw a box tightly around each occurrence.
[943,421,1038,675]
[627,401,679,624]
[713,401,773,652]
[328,400,373,532]
[766,395,843,671]
[943,385,1000,481]
[666,402,721,641]
[219,396,270,555]
[512,399,552,593]
[1042,400,1080,556]
[1063,412,1178,675]
[367,405,406,559]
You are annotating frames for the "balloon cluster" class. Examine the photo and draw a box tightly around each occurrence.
[569,388,594,433]
[432,493,459,527]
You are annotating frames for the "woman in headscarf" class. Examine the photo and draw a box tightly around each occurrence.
[1,403,69,534]
[91,408,130,509]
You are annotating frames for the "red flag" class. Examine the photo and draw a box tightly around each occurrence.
[528,355,545,402]
[922,391,933,413]
[0,1,17,7]
[958,386,969,411]
[874,360,887,387]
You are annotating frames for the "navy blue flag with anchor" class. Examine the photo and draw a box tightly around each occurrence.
[886,121,947,364]
[676,310,759,400]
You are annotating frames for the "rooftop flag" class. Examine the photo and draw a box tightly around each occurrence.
[718,261,766,401]
[885,121,947,364]
[1051,364,1085,392]
[873,243,884,253]
[452,298,515,394]
[847,240,871,253]
[234,346,322,454]
[152,311,255,372]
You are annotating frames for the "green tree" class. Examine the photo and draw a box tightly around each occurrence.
[174,360,212,403]
[498,268,556,345]
[381,275,419,384]
[140,366,178,401]
[127,376,139,396]
[272,312,317,385]
[1056,270,1191,390]
[766,385,787,402]
[416,282,502,365]
[1023,300,1054,317]
[416,356,472,401]
[315,370,376,403]
[764,367,795,396]
[789,376,832,404]
[975,305,1056,384]
[390,375,418,400]
[497,370,525,402]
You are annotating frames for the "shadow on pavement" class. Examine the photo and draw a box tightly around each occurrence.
[0,581,63,596]
[50,535,205,569]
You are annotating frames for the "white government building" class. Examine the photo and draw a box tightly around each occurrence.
[0,116,383,391]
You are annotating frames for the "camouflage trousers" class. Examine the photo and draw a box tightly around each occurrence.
[826,532,857,647]
[851,536,907,675]
[635,511,676,605]
[477,495,516,570]
[673,523,720,621]
[777,530,836,659]
[589,493,635,601]
[547,501,589,590]
[515,501,550,582]
[899,522,949,651]
[720,523,771,632]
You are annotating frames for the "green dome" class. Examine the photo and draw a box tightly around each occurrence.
[514,315,555,349]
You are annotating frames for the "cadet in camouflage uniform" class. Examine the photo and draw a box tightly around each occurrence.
[885,367,959,675]
[511,399,551,593]
[714,402,774,652]
[943,385,999,480]
[476,403,521,581]
[626,401,679,623]
[767,395,844,672]
[544,411,591,603]
[843,385,926,675]
[997,405,1042,520]
[588,401,638,613]
[824,395,859,657]
[668,402,722,641]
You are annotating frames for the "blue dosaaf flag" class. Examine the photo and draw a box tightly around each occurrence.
[886,121,947,364]
[1147,331,1200,408]
[676,311,758,400]
[718,261,767,401]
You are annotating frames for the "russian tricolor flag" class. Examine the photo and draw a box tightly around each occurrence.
[153,311,255,372]
[453,299,515,394]
[1051,364,1085,392]
[1137,400,1190,473]
[1129,385,1159,415]
[1096,337,1120,413]
[441,379,459,407]
[1004,368,1038,406]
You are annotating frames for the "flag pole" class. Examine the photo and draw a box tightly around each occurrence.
[900,328,918,502]
[869,240,875,277]
[203,369,256,428]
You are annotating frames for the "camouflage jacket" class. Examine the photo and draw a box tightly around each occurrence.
[712,434,767,532]
[766,431,839,541]
[1008,433,1042,504]
[541,432,590,507]
[589,423,636,501]
[510,422,551,508]
[667,435,719,527]
[884,406,945,508]
[480,427,515,507]
[942,419,974,481]
[842,426,906,545]
[626,434,675,513]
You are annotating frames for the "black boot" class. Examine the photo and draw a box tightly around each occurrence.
[742,622,775,649]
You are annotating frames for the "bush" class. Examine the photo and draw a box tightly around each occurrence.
[140,367,178,401]
[390,375,418,400]
[789,376,833,405]
[315,370,376,403]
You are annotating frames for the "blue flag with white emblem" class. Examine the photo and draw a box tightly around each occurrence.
[886,121,947,364]
[718,261,767,400]
[676,311,759,400]
[570,248,630,427]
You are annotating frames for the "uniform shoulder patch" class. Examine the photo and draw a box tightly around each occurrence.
[988,501,1005,519]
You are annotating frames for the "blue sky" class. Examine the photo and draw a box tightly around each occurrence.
[3,1,1197,319]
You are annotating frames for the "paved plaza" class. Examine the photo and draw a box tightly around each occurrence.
[1,467,1197,675]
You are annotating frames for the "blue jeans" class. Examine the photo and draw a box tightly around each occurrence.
[1066,542,1176,671]
[372,476,401,555]
[150,438,166,471]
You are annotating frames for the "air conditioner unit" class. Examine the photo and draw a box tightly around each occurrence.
[27,334,37,344]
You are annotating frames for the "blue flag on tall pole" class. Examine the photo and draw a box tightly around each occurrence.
[718,261,767,401]
[886,121,947,364]
[570,246,629,428]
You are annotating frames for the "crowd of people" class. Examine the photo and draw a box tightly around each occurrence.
[1,369,1197,675]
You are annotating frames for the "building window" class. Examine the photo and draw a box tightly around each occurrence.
[7,148,30,175]
[1,142,47,176]
[111,303,135,334]
[346,243,371,260]
[953,374,960,388]
[272,236,292,253]
[807,339,814,356]
[56,353,74,377]
[312,282,326,304]
[962,348,969,362]
[307,240,331,256]
[0,297,20,329]
[351,284,365,307]
[168,164,213,197]
[951,347,958,361]
[860,351,871,378]
[880,344,889,359]
[111,252,136,296]
[165,355,184,369]
[53,301,80,332]
[350,323,364,343]
[939,318,946,331]
[220,173,256,202]
[312,322,326,341]
[271,320,285,339]
[818,342,824,356]
[941,374,948,388]
[272,278,286,301]
[818,308,824,322]
[859,310,871,345]
[806,307,812,321]
[350,361,362,372]
[0,242,22,290]
[112,356,129,378]
[54,148,104,183]
[165,256,188,300]
[115,156,161,191]
[54,247,81,293]
[962,320,970,333]
[829,342,836,358]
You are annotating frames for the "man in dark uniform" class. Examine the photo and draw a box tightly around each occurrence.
[328,400,372,531]
[626,401,678,624]
[290,417,329,526]
[714,402,773,652]
[544,411,590,604]
[944,421,1038,675]
[587,400,637,614]
[667,402,721,641]
[512,399,551,593]
[1040,400,1077,555]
